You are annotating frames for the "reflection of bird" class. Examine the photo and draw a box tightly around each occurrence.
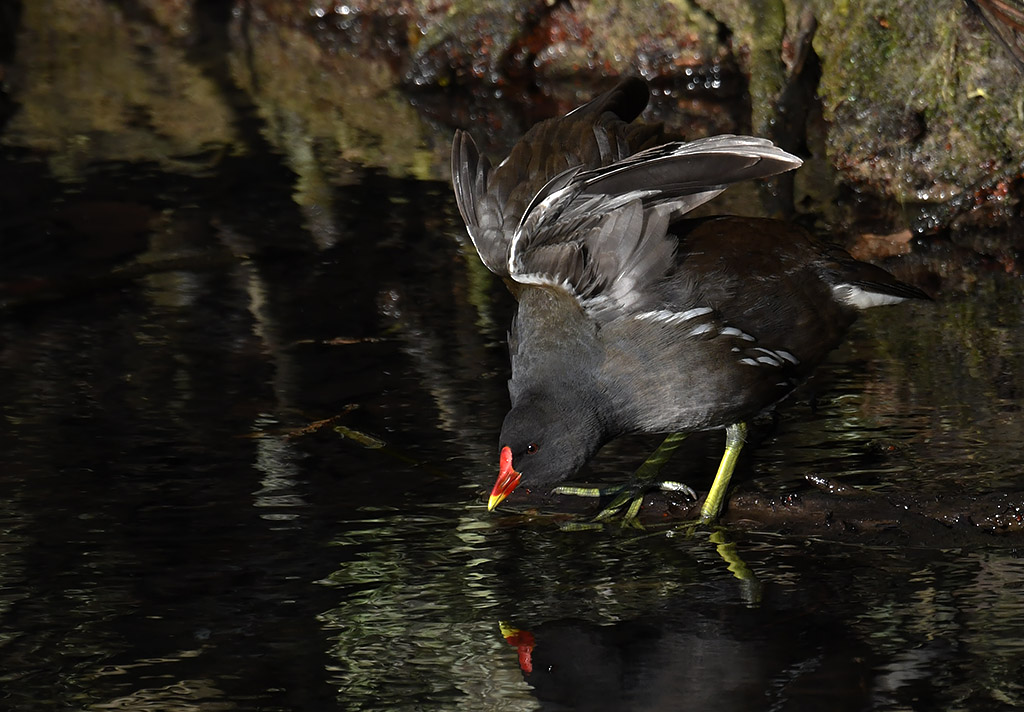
[500,614,871,711]
[452,77,927,522]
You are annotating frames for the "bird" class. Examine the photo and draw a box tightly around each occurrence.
[450,77,927,524]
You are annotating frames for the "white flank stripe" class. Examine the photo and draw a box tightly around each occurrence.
[721,326,755,341]
[754,347,798,366]
[634,307,713,326]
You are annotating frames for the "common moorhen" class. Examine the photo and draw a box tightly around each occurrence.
[452,77,927,523]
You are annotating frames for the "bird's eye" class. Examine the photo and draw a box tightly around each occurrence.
[526,443,539,454]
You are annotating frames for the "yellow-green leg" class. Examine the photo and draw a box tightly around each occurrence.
[699,422,747,523]
[553,432,695,528]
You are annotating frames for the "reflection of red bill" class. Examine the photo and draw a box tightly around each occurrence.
[499,621,535,674]
[487,446,521,511]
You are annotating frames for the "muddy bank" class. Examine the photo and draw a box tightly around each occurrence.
[485,476,1024,547]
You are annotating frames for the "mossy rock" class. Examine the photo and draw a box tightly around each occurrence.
[812,0,1024,201]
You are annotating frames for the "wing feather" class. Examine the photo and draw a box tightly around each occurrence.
[451,81,804,323]
[508,136,802,320]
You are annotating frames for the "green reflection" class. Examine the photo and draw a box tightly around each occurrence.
[3,0,238,181]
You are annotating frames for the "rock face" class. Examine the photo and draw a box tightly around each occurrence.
[3,0,1020,228]
[303,0,1022,226]
[812,0,1024,205]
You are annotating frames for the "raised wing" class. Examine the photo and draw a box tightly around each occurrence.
[508,135,803,321]
[451,78,658,277]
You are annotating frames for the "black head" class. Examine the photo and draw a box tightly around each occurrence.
[487,396,605,510]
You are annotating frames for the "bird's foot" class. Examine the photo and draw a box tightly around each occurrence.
[553,432,694,529]
[552,479,698,529]
[671,509,738,541]
[550,484,621,531]
[596,479,699,528]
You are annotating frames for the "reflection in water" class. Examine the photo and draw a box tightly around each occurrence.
[500,613,870,711]
[2,0,237,182]
[319,511,534,711]
[318,508,1024,711]
[1,160,1023,712]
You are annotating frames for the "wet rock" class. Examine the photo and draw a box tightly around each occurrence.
[811,0,1024,209]
[136,0,197,38]
[8,0,1022,231]
[406,0,727,87]
[231,15,449,180]
[407,0,534,86]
